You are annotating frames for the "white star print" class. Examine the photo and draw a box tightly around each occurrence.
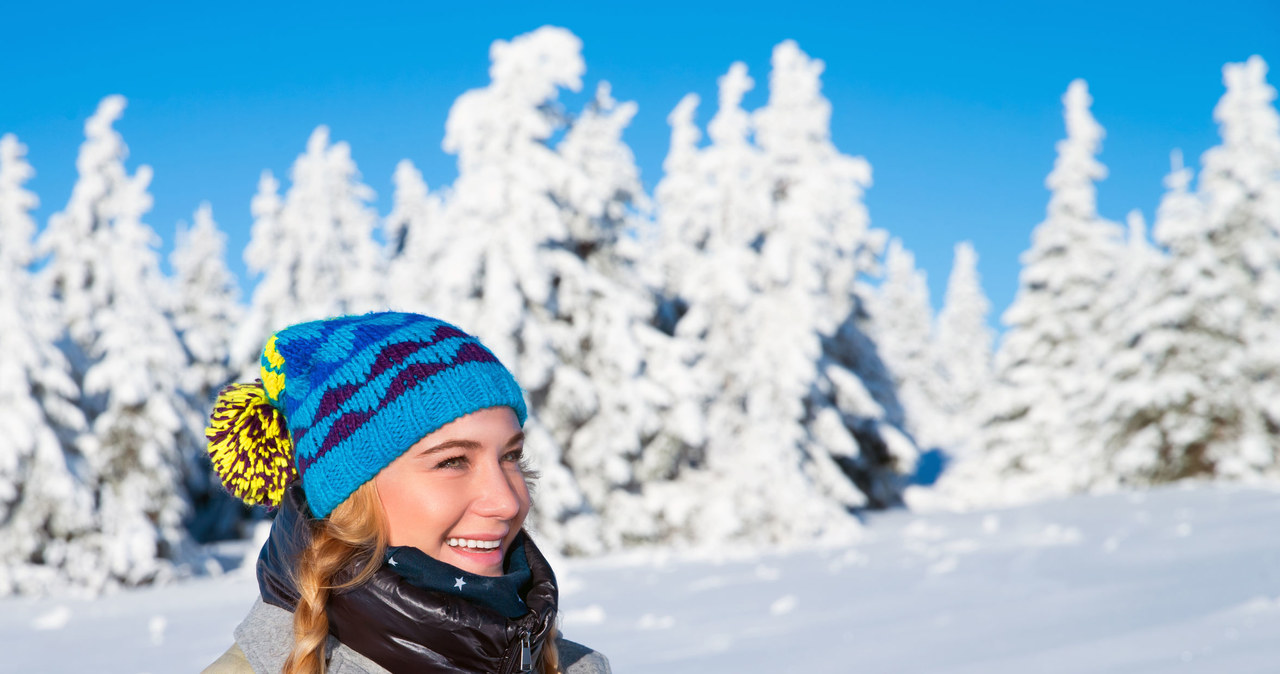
[454,576,467,591]
[388,557,398,566]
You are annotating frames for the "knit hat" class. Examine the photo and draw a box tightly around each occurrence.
[205,311,527,518]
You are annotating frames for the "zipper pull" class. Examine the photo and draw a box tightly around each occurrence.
[518,632,533,672]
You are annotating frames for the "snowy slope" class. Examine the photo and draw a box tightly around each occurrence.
[2,483,1278,673]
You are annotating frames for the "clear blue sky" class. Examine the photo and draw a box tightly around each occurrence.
[3,1,1277,327]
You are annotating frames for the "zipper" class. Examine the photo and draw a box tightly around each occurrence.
[518,631,533,672]
[499,614,542,674]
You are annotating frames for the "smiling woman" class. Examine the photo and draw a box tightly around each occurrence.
[199,312,610,674]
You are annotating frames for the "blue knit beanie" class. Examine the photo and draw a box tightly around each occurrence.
[206,312,527,518]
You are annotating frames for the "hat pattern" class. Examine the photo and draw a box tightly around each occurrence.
[205,312,527,517]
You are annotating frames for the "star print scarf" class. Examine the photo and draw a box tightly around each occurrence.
[256,484,558,673]
[382,540,534,618]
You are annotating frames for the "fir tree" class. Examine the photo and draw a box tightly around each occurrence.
[543,82,674,548]
[869,239,942,450]
[1100,57,1280,481]
[649,42,915,545]
[170,202,244,541]
[38,97,198,590]
[171,202,241,407]
[238,127,385,369]
[956,80,1126,503]
[933,241,994,455]
[383,160,446,314]
[0,134,93,595]
[438,26,598,551]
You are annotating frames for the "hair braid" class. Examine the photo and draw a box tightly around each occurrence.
[540,622,561,674]
[283,482,387,674]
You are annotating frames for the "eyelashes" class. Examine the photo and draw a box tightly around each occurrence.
[432,448,526,471]
[434,455,467,470]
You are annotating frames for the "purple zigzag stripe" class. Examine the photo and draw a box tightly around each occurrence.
[296,342,499,475]
[310,325,473,422]
[312,382,362,422]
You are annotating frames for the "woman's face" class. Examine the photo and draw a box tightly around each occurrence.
[374,406,530,577]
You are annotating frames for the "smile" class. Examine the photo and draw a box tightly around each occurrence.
[447,538,502,550]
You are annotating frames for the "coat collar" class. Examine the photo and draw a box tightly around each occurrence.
[255,484,558,673]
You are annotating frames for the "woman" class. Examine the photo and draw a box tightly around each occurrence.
[201,312,610,674]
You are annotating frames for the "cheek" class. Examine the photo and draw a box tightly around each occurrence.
[376,472,460,547]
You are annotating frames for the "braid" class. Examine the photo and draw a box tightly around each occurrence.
[540,622,561,674]
[283,482,387,674]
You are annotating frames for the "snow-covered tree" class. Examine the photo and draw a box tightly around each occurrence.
[170,202,245,541]
[653,61,811,545]
[383,160,446,314]
[932,241,994,454]
[950,80,1126,503]
[172,202,241,407]
[755,42,914,514]
[1098,57,1280,482]
[868,239,942,449]
[539,82,679,548]
[0,134,94,595]
[37,96,199,591]
[648,42,914,546]
[436,26,599,551]
[237,126,385,369]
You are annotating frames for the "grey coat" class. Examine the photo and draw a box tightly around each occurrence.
[202,598,610,674]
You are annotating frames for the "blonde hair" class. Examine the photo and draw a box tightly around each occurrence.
[282,480,560,674]
[284,481,387,674]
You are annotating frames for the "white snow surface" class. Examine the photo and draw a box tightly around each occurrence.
[3,483,1278,673]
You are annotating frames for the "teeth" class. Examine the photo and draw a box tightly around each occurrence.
[448,538,501,550]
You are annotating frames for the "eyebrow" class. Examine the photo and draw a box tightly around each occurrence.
[416,432,525,457]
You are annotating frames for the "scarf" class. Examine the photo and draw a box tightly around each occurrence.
[383,541,533,619]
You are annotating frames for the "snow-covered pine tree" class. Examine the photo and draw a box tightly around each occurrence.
[1098,57,1280,481]
[383,160,446,314]
[868,239,943,450]
[170,202,245,541]
[949,80,1126,504]
[0,134,94,595]
[542,82,678,548]
[652,61,807,545]
[237,127,385,370]
[37,96,199,591]
[754,41,915,512]
[932,241,994,455]
[648,42,914,546]
[1203,56,1280,472]
[437,26,598,551]
[172,202,241,408]
[640,91,715,532]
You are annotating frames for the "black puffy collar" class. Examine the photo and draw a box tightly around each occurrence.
[256,484,558,673]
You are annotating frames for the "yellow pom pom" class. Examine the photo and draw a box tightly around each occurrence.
[206,381,296,507]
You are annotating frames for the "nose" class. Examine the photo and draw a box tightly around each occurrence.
[471,459,524,521]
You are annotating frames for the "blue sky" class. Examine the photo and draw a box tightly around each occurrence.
[3,1,1277,327]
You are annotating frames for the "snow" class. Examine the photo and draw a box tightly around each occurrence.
[2,24,1278,628]
[3,483,1278,673]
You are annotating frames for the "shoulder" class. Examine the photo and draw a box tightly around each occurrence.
[232,598,295,674]
[227,598,390,674]
[557,637,612,674]
[201,643,255,674]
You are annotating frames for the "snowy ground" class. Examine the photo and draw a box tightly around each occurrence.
[3,482,1279,673]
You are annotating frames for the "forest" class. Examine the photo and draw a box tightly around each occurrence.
[0,26,1276,596]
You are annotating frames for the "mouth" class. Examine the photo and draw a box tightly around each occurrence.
[445,537,505,574]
